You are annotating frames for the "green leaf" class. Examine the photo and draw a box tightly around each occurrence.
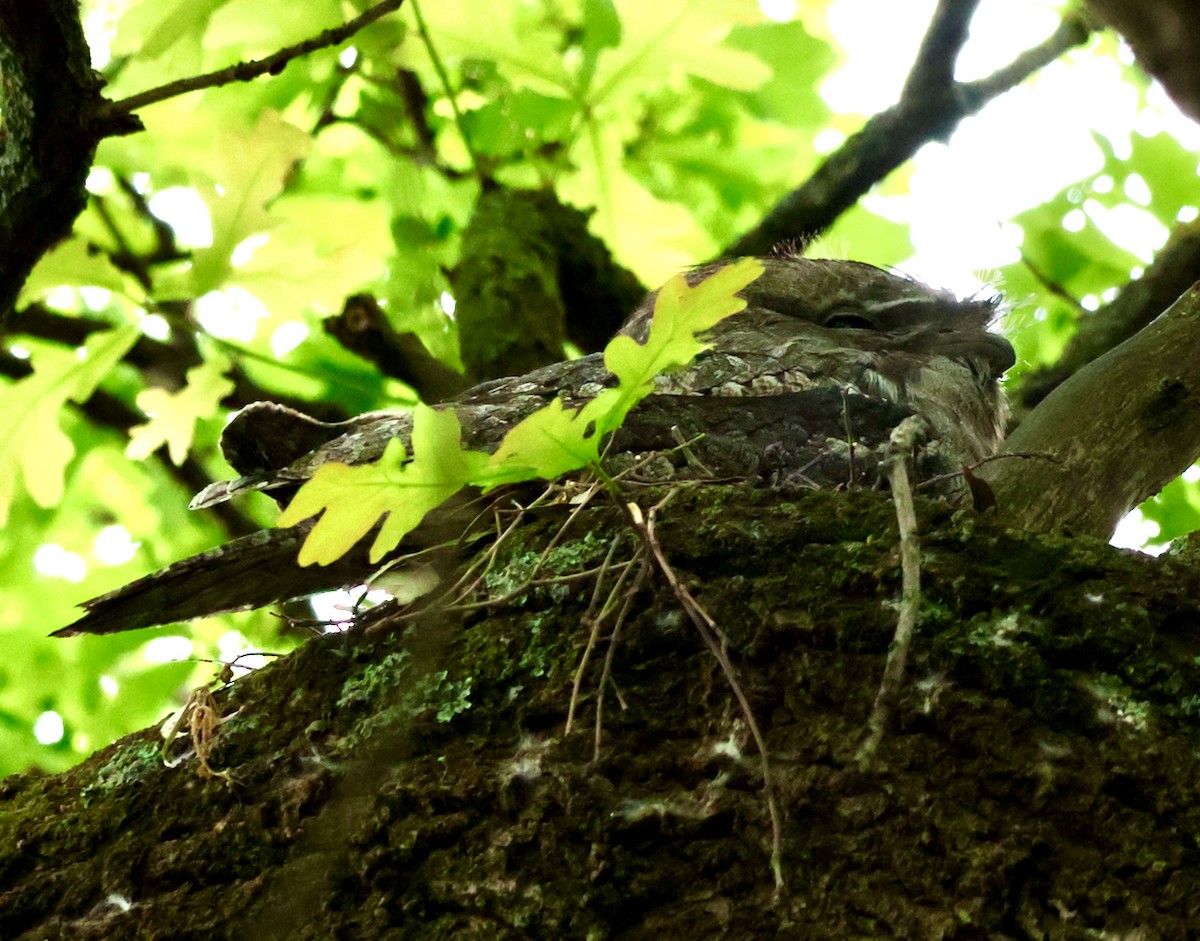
[482,396,605,486]
[479,261,764,490]
[126,352,235,465]
[0,328,140,526]
[578,0,622,91]
[190,111,314,295]
[593,1,771,104]
[597,256,764,435]
[225,193,391,319]
[1138,473,1200,546]
[112,0,231,63]
[277,406,489,566]
[279,258,763,564]
[1110,131,1200,225]
[724,20,834,127]
[19,238,133,303]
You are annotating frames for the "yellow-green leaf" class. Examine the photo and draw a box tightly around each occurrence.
[276,259,764,565]
[126,352,235,465]
[278,405,489,566]
[597,256,763,436]
[19,238,132,304]
[0,327,140,525]
[481,396,606,489]
[190,110,313,295]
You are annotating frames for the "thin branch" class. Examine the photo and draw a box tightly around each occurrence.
[591,552,648,760]
[310,49,359,134]
[107,0,407,118]
[915,450,1062,493]
[409,0,485,182]
[958,13,1092,105]
[633,494,785,892]
[727,10,1091,256]
[857,417,924,768]
[396,68,439,154]
[10,303,352,421]
[566,535,626,736]
[1018,251,1087,314]
[901,0,983,99]
[319,114,472,177]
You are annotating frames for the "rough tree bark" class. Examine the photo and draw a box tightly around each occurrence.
[983,282,1200,539]
[3,488,1200,938]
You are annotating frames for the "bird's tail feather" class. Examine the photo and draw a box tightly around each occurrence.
[53,524,362,636]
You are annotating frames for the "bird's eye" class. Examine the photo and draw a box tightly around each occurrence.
[822,310,876,330]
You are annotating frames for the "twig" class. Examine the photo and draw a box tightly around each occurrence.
[409,0,484,182]
[1019,251,1086,314]
[115,174,188,270]
[857,417,924,769]
[445,483,601,612]
[316,115,470,177]
[632,494,785,892]
[108,0,406,117]
[591,553,648,760]
[914,450,1064,492]
[566,536,626,736]
[669,426,713,475]
[841,388,857,486]
[374,481,600,631]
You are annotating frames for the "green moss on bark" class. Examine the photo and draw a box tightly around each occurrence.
[4,487,1200,939]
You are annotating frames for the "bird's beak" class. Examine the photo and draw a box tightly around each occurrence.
[939,334,1016,379]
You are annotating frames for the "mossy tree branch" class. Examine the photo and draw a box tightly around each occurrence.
[0,0,139,324]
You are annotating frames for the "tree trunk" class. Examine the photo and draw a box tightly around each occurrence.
[3,488,1199,939]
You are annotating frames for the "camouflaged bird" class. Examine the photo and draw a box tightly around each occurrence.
[55,257,1014,636]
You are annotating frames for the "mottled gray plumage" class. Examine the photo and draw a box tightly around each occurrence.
[56,257,1013,636]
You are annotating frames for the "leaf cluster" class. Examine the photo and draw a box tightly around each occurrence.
[277,258,763,565]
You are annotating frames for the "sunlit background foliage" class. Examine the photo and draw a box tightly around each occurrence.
[2,0,1198,776]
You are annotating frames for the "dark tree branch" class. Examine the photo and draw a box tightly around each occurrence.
[317,115,470,178]
[985,281,1200,538]
[0,0,138,324]
[396,68,439,155]
[103,0,407,120]
[1083,0,1200,121]
[0,0,406,326]
[324,294,469,403]
[11,300,359,421]
[727,8,1091,256]
[900,0,983,99]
